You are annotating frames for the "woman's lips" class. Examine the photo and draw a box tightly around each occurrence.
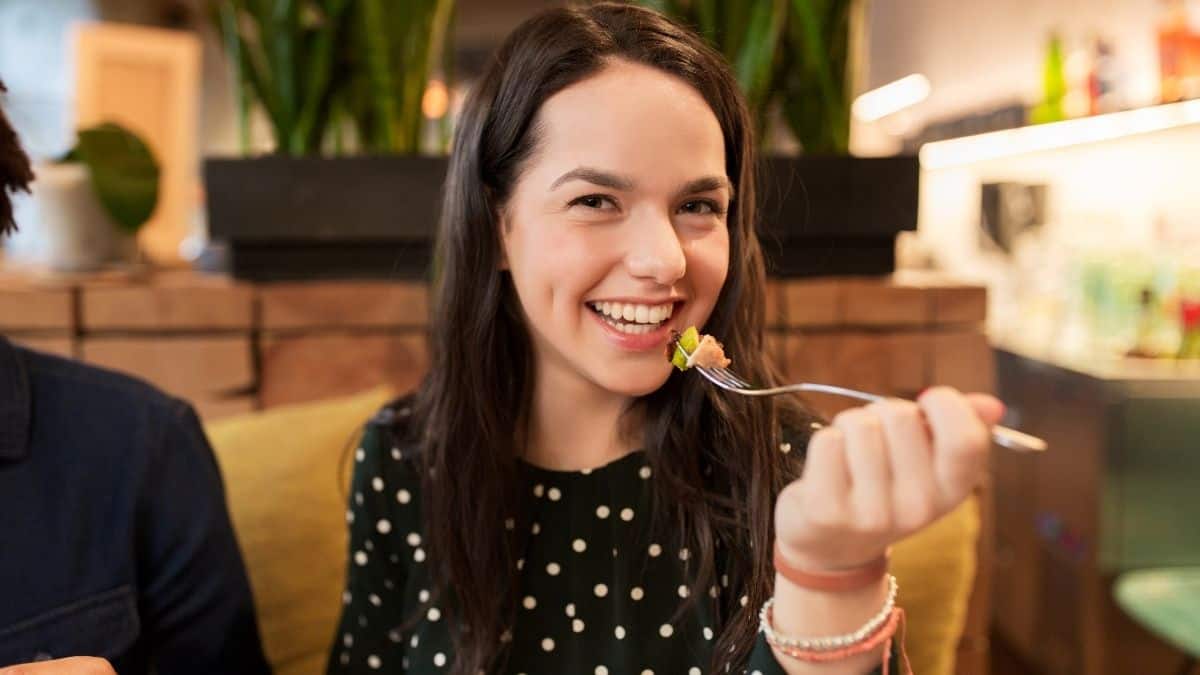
[587,303,681,352]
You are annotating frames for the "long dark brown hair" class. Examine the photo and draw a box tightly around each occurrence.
[411,4,810,673]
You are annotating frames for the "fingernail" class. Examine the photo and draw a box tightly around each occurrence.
[917,387,930,399]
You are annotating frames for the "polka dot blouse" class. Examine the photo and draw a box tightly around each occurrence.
[327,403,893,674]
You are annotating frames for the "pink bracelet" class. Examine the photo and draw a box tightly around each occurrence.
[764,606,912,673]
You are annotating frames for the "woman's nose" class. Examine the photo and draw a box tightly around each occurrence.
[624,213,686,285]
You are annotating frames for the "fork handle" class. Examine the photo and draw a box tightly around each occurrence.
[761,384,1047,452]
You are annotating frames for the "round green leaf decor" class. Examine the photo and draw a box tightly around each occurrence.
[71,123,161,234]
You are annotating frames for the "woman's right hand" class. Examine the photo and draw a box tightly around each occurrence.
[0,658,116,675]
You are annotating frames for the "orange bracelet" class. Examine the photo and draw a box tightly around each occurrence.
[773,543,890,592]
[765,606,912,674]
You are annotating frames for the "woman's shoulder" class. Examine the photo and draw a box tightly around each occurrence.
[353,393,426,489]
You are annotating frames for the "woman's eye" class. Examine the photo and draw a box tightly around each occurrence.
[569,194,616,210]
[679,199,724,216]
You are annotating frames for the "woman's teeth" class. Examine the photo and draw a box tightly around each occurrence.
[588,301,674,334]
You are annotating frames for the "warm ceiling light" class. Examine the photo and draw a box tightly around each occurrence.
[852,74,931,122]
[422,79,449,119]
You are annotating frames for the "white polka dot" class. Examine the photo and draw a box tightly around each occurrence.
[523,596,537,609]
[649,543,662,557]
[427,607,441,621]
[369,593,382,606]
[780,442,793,454]
[659,624,674,637]
[367,654,381,669]
[419,589,430,602]
[355,448,365,462]
[612,548,618,557]
[548,487,562,501]
[710,585,719,598]
[572,618,585,633]
[505,518,515,530]
[411,634,420,647]
[371,477,384,492]
[630,587,644,601]
[546,562,561,576]
[414,548,426,562]
[391,447,401,460]
[752,671,764,675]
[595,667,608,675]
[679,547,691,560]
[594,583,608,597]
[678,584,690,598]
[620,508,634,521]
[397,489,412,504]
[641,669,654,675]
[541,638,555,652]
[407,532,422,546]
[343,634,354,647]
[387,629,400,642]
[516,558,525,570]
[363,540,374,551]
[565,603,576,617]
[433,652,447,666]
[614,625,626,639]
[343,591,352,604]
[346,510,355,524]
[704,627,714,640]
[339,653,349,665]
[354,551,368,566]
[533,484,544,497]
[690,669,702,675]
[721,574,729,587]
[376,519,391,534]
[355,492,363,505]
[596,505,610,518]
[639,465,652,479]
[572,539,587,553]
[531,523,541,535]
[739,594,749,606]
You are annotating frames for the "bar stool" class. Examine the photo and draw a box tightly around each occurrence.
[1114,568,1200,675]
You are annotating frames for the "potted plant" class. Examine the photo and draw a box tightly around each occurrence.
[32,122,160,272]
[638,0,919,277]
[205,0,454,281]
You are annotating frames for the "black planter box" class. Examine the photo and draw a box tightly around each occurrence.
[204,154,917,281]
[204,155,446,281]
[757,155,918,277]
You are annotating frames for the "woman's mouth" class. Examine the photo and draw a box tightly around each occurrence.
[586,300,676,334]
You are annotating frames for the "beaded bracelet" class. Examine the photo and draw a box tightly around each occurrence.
[758,574,898,651]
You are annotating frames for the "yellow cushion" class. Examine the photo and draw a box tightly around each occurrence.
[206,386,395,675]
[891,497,981,675]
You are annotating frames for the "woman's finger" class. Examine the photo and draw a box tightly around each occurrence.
[834,407,892,534]
[919,386,991,507]
[798,426,851,528]
[870,399,939,533]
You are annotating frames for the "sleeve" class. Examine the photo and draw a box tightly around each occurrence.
[326,421,419,674]
[136,401,271,675]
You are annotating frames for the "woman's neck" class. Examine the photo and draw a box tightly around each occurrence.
[524,359,640,472]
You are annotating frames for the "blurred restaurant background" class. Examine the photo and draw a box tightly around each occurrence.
[2,1,1199,674]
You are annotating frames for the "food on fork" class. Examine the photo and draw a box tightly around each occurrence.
[667,326,731,371]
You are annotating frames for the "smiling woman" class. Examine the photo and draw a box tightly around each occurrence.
[327,3,1001,675]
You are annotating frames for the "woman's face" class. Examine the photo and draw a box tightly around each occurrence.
[500,59,731,398]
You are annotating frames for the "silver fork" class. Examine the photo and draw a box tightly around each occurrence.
[694,364,1048,453]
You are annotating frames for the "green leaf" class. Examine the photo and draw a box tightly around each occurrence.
[71,123,160,234]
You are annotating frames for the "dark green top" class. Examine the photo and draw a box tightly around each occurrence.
[327,402,891,674]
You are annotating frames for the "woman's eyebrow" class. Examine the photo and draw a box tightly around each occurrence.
[550,167,635,191]
[676,175,734,200]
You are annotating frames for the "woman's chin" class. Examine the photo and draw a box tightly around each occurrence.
[593,365,673,398]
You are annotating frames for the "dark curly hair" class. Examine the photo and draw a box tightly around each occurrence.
[0,79,35,236]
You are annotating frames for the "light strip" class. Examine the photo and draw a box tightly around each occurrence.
[852,74,931,122]
[919,99,1200,169]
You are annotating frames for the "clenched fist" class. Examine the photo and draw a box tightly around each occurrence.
[775,386,1005,572]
